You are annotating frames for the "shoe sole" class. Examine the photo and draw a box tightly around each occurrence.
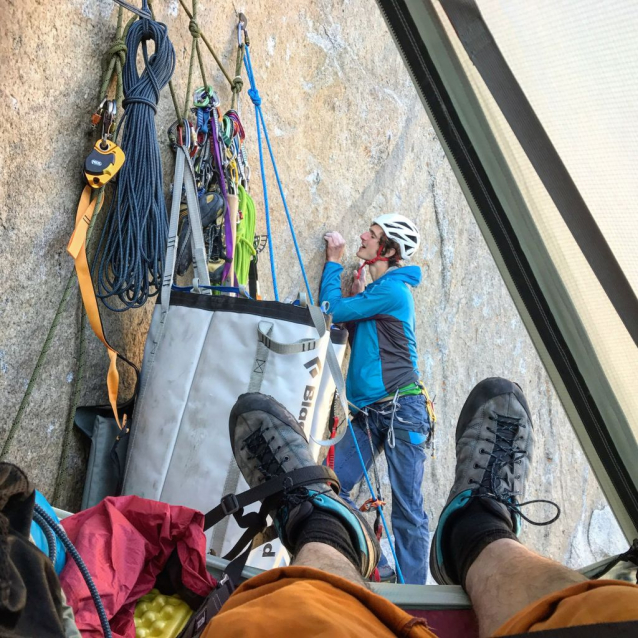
[430,377,532,585]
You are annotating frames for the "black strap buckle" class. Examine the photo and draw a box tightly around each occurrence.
[220,493,240,516]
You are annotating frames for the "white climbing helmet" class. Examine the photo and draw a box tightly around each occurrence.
[372,213,420,260]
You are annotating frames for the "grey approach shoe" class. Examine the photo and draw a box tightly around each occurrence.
[230,392,380,579]
[430,378,559,585]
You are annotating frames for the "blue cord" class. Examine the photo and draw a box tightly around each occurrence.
[92,15,176,311]
[244,44,315,305]
[243,46,278,301]
[257,108,314,305]
[241,25,399,581]
[34,504,112,638]
[345,416,405,584]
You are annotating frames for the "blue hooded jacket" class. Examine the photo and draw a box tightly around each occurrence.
[319,262,422,411]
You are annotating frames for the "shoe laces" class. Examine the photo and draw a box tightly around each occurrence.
[470,413,560,526]
[240,425,290,482]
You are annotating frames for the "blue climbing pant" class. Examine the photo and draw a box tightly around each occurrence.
[331,394,431,585]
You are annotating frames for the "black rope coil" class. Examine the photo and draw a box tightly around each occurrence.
[93,16,176,311]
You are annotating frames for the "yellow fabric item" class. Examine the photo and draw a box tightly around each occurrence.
[67,186,125,428]
[234,185,257,286]
[134,589,193,638]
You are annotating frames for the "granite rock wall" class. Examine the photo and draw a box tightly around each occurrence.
[0,0,625,574]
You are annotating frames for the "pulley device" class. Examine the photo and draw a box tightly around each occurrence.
[84,100,125,188]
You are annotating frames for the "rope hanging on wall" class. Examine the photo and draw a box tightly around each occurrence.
[92,12,176,311]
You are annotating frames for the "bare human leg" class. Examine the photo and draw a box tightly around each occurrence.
[466,539,586,637]
[294,542,368,586]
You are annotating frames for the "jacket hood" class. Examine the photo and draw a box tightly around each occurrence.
[375,265,422,288]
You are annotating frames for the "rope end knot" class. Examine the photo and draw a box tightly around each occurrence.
[247,88,261,106]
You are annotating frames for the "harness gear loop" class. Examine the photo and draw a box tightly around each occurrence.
[386,388,400,449]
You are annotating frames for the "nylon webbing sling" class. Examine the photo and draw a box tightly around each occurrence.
[439,0,638,348]
[308,304,350,447]
[67,186,138,428]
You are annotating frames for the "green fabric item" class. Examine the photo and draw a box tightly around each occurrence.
[379,382,423,402]
[234,185,256,286]
[397,382,423,397]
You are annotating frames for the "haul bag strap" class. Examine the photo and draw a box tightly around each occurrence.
[308,305,350,447]
[257,322,320,355]
[211,321,275,557]
[67,186,138,428]
[203,465,339,531]
[162,143,211,316]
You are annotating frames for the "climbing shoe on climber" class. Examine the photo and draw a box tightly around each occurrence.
[429,377,560,588]
[230,393,380,578]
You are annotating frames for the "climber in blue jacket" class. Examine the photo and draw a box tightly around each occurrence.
[320,214,433,585]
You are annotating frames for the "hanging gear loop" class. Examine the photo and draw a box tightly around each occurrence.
[162,138,212,313]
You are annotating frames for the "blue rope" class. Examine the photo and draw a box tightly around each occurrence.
[243,47,278,301]
[244,44,314,305]
[344,415,405,584]
[93,15,175,311]
[34,504,112,638]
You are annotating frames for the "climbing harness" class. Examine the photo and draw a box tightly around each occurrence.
[204,465,340,574]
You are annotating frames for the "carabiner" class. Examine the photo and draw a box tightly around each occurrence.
[101,100,117,146]
[237,12,249,46]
